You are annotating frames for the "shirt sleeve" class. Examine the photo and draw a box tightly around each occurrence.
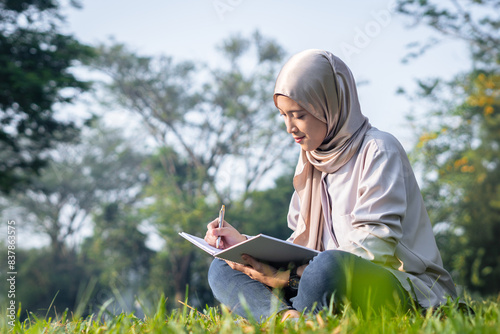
[286,191,300,243]
[338,141,406,266]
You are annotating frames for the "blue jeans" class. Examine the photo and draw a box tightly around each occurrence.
[208,250,411,321]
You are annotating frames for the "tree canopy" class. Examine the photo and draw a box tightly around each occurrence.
[396,0,500,295]
[0,0,94,193]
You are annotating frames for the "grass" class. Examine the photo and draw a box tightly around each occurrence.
[1,295,499,334]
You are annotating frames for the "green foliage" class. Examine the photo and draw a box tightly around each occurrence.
[4,119,148,254]
[0,0,94,193]
[1,295,498,334]
[229,169,296,240]
[0,120,150,316]
[409,71,500,295]
[85,203,154,283]
[143,147,216,308]
[80,201,155,315]
[396,0,500,296]
[1,247,88,321]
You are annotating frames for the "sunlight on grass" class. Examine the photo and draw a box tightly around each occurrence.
[1,295,499,333]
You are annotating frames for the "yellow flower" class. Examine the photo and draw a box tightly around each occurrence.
[485,80,495,89]
[478,96,488,106]
[461,165,475,173]
[454,157,468,169]
[467,96,478,106]
[417,133,434,148]
[484,105,494,115]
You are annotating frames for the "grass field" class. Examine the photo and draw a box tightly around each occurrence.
[2,295,499,333]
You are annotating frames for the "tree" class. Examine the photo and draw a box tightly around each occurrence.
[1,119,150,316]
[230,169,296,240]
[406,70,500,295]
[6,119,148,256]
[91,31,292,203]
[141,147,215,308]
[80,201,155,316]
[0,0,94,193]
[396,0,500,295]
[91,32,293,305]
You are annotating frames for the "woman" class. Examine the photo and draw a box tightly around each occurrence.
[204,49,457,322]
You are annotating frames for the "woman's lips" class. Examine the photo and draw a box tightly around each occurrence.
[293,136,305,143]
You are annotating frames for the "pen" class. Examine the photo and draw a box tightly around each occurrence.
[216,205,225,249]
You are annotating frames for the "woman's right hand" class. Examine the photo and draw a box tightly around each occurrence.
[204,218,247,249]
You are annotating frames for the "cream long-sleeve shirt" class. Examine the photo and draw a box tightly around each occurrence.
[287,128,457,308]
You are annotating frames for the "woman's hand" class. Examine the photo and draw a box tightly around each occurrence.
[204,218,246,249]
[227,255,290,288]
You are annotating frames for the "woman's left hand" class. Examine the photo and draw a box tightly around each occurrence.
[226,255,290,288]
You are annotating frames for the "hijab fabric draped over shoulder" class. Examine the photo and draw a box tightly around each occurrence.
[274,49,371,251]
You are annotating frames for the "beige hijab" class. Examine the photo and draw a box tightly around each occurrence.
[274,49,371,251]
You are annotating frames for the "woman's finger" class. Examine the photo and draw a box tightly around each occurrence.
[241,254,258,269]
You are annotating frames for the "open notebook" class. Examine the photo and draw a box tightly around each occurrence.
[179,232,319,267]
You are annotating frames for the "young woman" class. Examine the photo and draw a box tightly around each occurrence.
[204,49,457,322]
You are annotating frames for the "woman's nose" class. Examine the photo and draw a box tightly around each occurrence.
[286,119,297,134]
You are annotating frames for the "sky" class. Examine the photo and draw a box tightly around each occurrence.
[62,0,471,149]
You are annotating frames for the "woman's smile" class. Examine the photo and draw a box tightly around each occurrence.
[293,136,305,143]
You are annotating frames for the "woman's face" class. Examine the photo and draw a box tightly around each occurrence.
[276,95,327,152]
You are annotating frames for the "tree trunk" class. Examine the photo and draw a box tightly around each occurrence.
[173,252,193,304]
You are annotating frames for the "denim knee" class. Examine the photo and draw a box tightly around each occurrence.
[295,250,411,315]
[308,250,352,272]
[302,250,353,286]
[291,250,350,312]
[208,259,229,296]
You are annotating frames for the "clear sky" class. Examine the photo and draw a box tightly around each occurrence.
[63,0,471,149]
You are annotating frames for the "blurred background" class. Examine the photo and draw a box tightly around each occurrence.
[1,0,499,319]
